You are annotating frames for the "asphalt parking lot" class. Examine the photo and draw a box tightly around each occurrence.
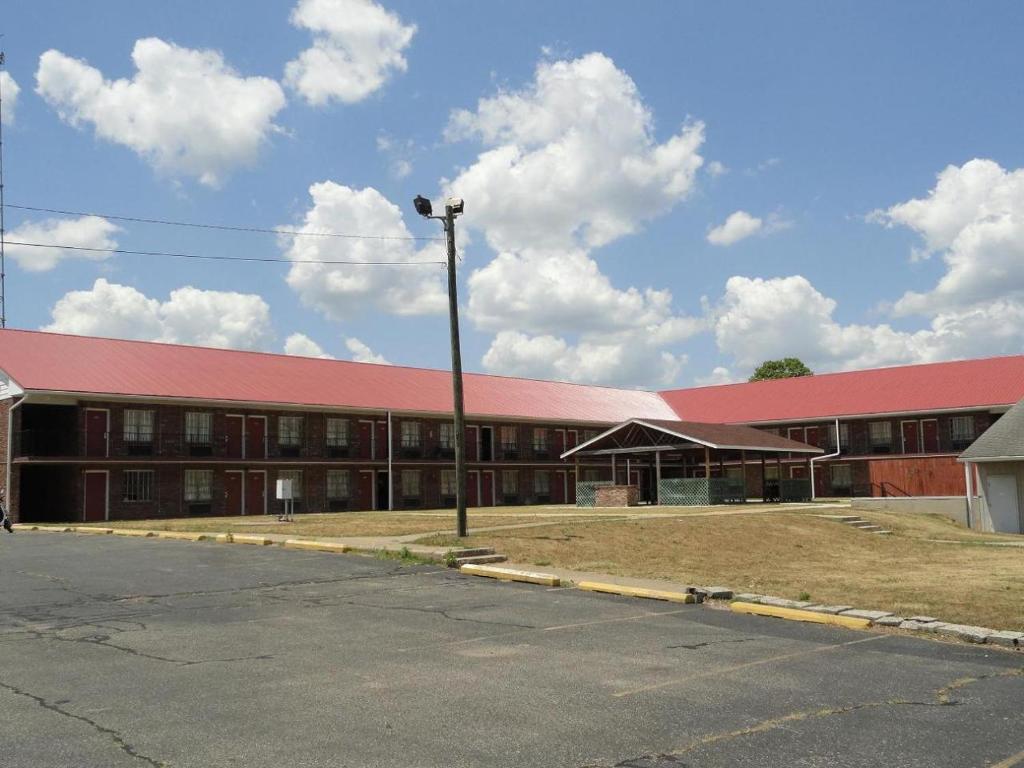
[1,533,1021,768]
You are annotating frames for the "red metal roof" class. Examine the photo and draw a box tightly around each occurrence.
[0,329,676,423]
[659,357,1024,423]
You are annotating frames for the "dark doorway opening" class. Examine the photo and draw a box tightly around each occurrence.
[18,404,78,457]
[375,471,389,511]
[480,427,493,461]
[19,465,76,522]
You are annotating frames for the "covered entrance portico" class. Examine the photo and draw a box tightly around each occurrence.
[561,419,823,506]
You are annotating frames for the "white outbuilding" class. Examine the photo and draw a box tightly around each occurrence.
[960,397,1024,534]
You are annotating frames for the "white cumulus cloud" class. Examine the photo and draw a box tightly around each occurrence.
[284,332,334,358]
[345,337,389,364]
[45,279,274,350]
[35,38,286,186]
[1,71,20,124]
[5,216,119,272]
[285,0,415,106]
[707,210,762,246]
[283,181,447,319]
[873,159,1024,316]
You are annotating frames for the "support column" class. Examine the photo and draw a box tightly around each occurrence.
[611,454,617,484]
[740,449,747,500]
[704,446,711,479]
[760,452,767,502]
[964,461,973,528]
[655,451,662,506]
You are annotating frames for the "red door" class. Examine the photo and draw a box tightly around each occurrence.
[567,470,577,504]
[83,472,107,521]
[553,430,565,458]
[246,417,266,459]
[901,421,920,454]
[85,410,108,457]
[358,422,372,459]
[225,472,243,515]
[225,416,244,459]
[921,420,938,452]
[246,472,265,515]
[567,430,578,450]
[465,426,479,461]
[374,422,388,460]
[466,471,479,507]
[805,426,819,448]
[481,472,494,507]
[551,471,566,504]
[356,471,374,510]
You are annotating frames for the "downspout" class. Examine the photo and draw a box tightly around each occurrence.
[810,419,841,501]
[963,461,973,529]
[386,411,393,511]
[6,393,25,520]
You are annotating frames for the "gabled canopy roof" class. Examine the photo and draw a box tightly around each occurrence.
[960,398,1024,461]
[561,418,824,459]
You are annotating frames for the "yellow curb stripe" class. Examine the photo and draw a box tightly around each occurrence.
[730,601,872,630]
[460,564,560,586]
[577,581,697,604]
[156,531,211,542]
[112,529,157,538]
[283,539,350,553]
[74,527,113,535]
[231,534,273,546]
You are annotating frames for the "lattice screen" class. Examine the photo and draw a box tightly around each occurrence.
[575,481,613,507]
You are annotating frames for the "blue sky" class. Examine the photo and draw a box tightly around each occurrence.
[2,0,1023,388]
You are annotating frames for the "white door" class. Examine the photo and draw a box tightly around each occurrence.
[986,474,1021,534]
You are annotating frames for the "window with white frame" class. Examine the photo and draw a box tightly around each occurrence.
[583,469,602,482]
[326,470,350,499]
[868,421,892,450]
[825,423,850,450]
[123,470,154,502]
[326,419,349,447]
[500,425,518,450]
[950,415,975,449]
[830,464,852,491]
[532,427,548,451]
[184,469,213,502]
[401,421,421,448]
[764,465,780,480]
[725,466,744,480]
[279,470,303,498]
[440,469,457,496]
[278,416,303,447]
[185,412,212,445]
[534,471,550,495]
[123,410,154,443]
[401,470,421,497]
[439,423,455,449]
[502,470,518,495]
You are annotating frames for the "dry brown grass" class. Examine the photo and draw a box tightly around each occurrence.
[420,512,1024,630]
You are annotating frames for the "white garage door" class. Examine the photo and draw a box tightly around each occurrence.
[986,475,1021,534]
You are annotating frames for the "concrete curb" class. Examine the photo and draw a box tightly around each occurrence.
[156,531,211,542]
[112,529,156,538]
[231,534,273,546]
[460,564,560,586]
[73,526,113,535]
[283,539,351,554]
[731,601,873,630]
[577,581,700,604]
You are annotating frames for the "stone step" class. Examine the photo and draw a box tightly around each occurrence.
[856,525,885,532]
[454,554,507,566]
[450,547,496,558]
[813,514,861,522]
[872,530,893,535]
[847,520,875,527]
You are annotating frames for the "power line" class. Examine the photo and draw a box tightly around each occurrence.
[3,240,447,267]
[5,203,445,243]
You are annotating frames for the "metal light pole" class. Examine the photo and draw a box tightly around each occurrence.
[414,196,468,537]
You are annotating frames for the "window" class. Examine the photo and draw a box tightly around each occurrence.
[327,470,350,499]
[440,469,457,496]
[868,421,892,452]
[278,416,303,447]
[825,423,850,451]
[401,421,422,448]
[950,416,975,450]
[583,469,602,482]
[279,470,303,498]
[401,470,421,497]
[583,430,599,442]
[725,466,744,480]
[184,470,213,502]
[830,464,852,492]
[123,410,154,443]
[185,412,212,445]
[502,470,518,495]
[326,419,349,447]
[534,471,550,495]
[123,470,154,502]
[532,428,548,452]
[500,426,518,450]
[439,423,455,450]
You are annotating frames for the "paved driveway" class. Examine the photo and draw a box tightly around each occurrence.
[1,533,1021,767]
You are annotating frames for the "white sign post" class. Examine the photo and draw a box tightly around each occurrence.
[275,478,294,522]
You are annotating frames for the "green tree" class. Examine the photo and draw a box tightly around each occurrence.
[749,358,813,382]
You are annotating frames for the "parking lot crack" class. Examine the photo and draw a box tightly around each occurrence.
[667,638,757,650]
[0,680,167,767]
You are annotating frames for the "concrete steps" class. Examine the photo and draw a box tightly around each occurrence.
[454,553,508,566]
[813,514,892,536]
